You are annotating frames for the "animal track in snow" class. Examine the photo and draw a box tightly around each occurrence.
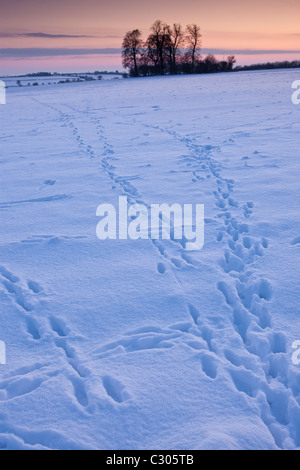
[102,376,130,404]
[0,264,90,412]
[49,316,69,337]
[94,328,178,359]
[157,262,166,274]
[290,236,300,246]
[200,353,218,379]
[30,98,300,449]
[229,368,260,398]
[27,280,43,294]
[0,267,44,316]
[0,364,58,402]
[187,304,200,325]
[25,318,41,340]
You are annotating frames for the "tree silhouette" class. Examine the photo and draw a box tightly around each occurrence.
[186,24,202,73]
[146,20,171,75]
[167,23,185,74]
[121,21,237,77]
[227,55,237,71]
[122,29,143,77]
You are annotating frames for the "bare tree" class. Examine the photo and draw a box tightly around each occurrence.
[144,34,160,74]
[146,20,170,75]
[186,24,202,73]
[204,54,218,73]
[122,29,143,77]
[121,22,236,77]
[167,23,184,74]
[227,55,236,71]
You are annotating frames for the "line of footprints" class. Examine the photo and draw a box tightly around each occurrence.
[0,265,129,410]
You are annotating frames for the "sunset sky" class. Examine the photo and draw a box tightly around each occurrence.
[0,0,299,75]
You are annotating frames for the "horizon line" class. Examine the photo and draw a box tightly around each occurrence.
[1,47,300,59]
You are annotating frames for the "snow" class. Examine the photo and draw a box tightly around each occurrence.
[0,69,299,450]
[0,74,122,88]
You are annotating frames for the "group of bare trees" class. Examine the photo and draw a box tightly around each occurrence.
[122,20,236,77]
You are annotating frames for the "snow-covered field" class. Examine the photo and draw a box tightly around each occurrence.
[0,74,122,88]
[0,69,299,450]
